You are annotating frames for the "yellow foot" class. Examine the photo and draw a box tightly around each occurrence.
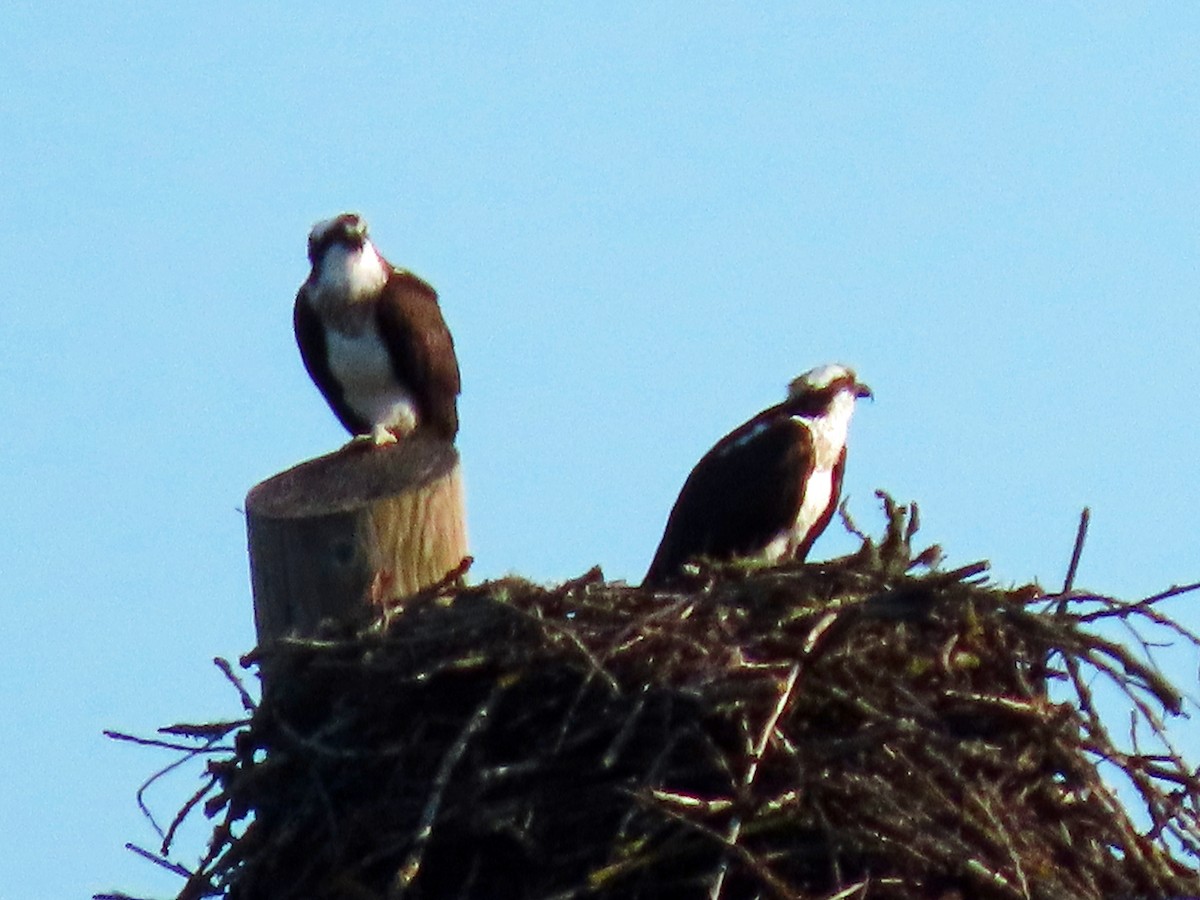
[343,426,400,451]
[369,424,399,446]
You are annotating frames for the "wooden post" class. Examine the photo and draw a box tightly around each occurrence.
[245,434,468,646]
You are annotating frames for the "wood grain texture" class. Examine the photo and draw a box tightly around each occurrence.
[245,434,467,645]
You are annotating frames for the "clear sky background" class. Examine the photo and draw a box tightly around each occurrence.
[2,5,1198,897]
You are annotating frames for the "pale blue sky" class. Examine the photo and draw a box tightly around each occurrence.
[2,5,1198,897]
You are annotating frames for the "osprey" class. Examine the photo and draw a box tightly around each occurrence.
[643,364,871,587]
[294,213,460,445]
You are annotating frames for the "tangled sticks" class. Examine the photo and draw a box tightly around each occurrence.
[104,497,1200,900]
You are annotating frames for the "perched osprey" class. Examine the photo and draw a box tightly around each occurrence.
[294,213,460,445]
[643,364,871,587]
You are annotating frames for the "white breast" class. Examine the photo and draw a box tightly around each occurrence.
[773,392,858,557]
[325,327,418,434]
[789,464,834,551]
[755,422,836,562]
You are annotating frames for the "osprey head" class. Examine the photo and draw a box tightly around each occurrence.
[307,213,371,268]
[786,364,872,415]
[304,212,389,302]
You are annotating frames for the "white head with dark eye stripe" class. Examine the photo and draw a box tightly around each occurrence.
[787,364,872,416]
[784,363,872,469]
[305,212,388,303]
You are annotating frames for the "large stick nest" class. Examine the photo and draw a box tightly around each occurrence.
[106,498,1200,899]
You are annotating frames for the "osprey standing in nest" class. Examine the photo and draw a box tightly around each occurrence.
[643,364,871,586]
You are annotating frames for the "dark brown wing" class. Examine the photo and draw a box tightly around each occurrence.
[375,270,461,440]
[643,409,814,587]
[294,288,370,435]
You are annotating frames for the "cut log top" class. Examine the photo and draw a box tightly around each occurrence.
[246,433,468,652]
[246,434,460,519]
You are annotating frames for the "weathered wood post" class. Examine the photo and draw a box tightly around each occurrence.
[245,434,468,646]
